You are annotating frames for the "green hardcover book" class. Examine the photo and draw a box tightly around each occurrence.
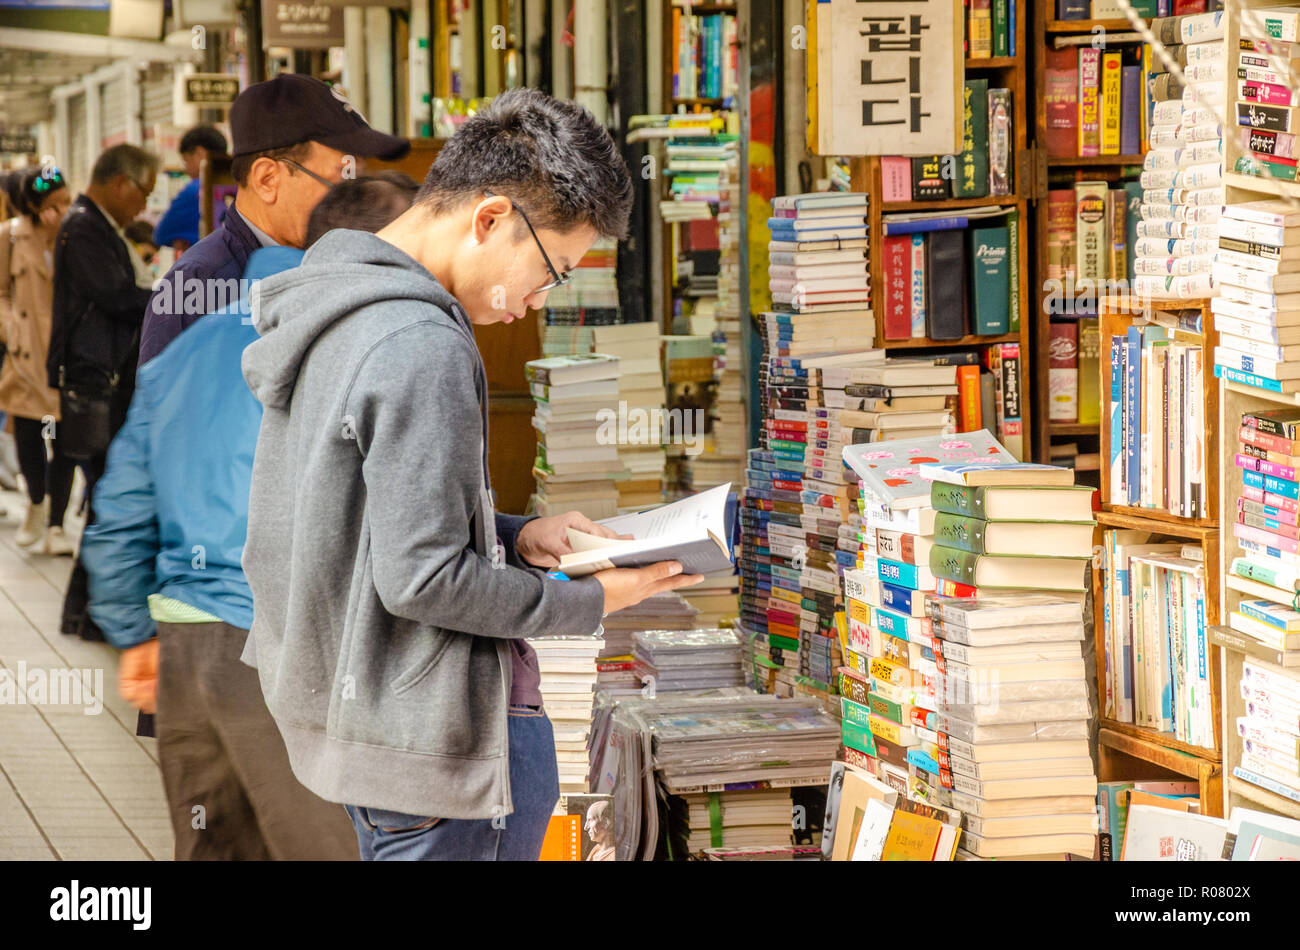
[930,481,1095,520]
[1007,209,1020,333]
[769,633,800,652]
[868,691,906,725]
[929,544,982,586]
[841,695,874,728]
[970,224,1010,335]
[1123,181,1143,285]
[992,0,1009,58]
[957,79,990,199]
[1078,318,1101,426]
[841,718,879,758]
[931,482,983,517]
[932,512,991,554]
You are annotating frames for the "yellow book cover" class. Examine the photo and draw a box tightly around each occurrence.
[881,810,943,860]
[1100,51,1122,155]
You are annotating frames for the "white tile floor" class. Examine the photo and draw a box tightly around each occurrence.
[0,480,173,860]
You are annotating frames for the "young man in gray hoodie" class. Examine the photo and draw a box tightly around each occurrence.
[241,88,702,861]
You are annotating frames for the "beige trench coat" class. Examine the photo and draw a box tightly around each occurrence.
[0,215,60,421]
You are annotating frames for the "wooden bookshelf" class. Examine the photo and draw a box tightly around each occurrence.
[1092,510,1223,815]
[1096,297,1219,528]
[1028,1,1153,465]
[844,4,1032,455]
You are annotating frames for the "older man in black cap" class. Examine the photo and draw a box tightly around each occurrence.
[139,74,408,365]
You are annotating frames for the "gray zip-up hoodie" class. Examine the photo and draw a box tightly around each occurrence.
[240,229,605,819]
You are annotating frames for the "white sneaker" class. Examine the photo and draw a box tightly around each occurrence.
[43,525,75,557]
[15,498,48,547]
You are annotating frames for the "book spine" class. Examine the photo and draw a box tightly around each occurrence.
[1125,327,1142,506]
[1049,322,1080,422]
[881,234,912,341]
[1007,209,1021,333]
[957,364,982,432]
[932,512,988,555]
[988,89,1012,195]
[958,79,990,199]
[911,233,928,338]
[1101,52,1123,155]
[1079,48,1102,157]
[1110,336,1125,504]
[930,481,979,517]
[929,545,980,586]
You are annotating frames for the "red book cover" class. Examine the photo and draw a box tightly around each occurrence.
[957,364,982,432]
[684,218,720,251]
[1044,47,1079,157]
[881,234,912,340]
[1078,48,1101,158]
[1173,0,1206,12]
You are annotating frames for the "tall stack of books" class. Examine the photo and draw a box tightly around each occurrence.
[923,461,1097,859]
[1099,532,1215,746]
[1133,13,1225,301]
[596,592,699,696]
[1235,7,1300,185]
[1213,202,1300,396]
[836,432,1018,788]
[527,354,623,519]
[767,191,870,314]
[1231,658,1300,806]
[531,635,605,798]
[681,789,795,853]
[631,628,744,693]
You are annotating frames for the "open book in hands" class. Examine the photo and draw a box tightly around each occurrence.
[557,483,734,577]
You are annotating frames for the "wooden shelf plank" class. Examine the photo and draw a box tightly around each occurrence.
[965,57,1019,69]
[1223,379,1300,409]
[880,195,1021,212]
[1094,509,1218,541]
[1227,775,1300,822]
[1050,422,1099,435]
[1099,504,1219,531]
[1045,17,1146,32]
[1223,170,1300,199]
[1099,722,1221,765]
[1047,154,1145,166]
[881,333,1020,349]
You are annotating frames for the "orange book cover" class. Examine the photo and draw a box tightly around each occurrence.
[957,364,982,432]
[539,815,581,861]
[880,809,943,860]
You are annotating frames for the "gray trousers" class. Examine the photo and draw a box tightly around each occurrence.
[156,620,358,860]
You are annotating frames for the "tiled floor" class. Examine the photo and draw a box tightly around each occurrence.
[0,480,173,860]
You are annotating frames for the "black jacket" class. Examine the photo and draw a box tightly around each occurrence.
[47,195,153,390]
[139,201,261,365]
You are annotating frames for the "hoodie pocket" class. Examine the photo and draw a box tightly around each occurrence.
[390,629,454,695]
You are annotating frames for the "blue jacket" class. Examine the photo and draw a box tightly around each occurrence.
[83,246,304,648]
[152,178,200,249]
[139,201,262,365]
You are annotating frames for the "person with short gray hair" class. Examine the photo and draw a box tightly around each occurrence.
[46,143,160,641]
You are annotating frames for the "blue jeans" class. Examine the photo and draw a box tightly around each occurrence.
[345,705,560,861]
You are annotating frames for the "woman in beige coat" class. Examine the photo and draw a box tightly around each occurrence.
[0,168,76,554]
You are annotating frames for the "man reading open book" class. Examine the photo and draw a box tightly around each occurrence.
[240,89,702,861]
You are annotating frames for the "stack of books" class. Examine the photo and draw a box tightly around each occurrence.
[542,236,620,318]
[1105,314,1209,517]
[631,628,744,693]
[531,635,605,797]
[1235,7,1300,184]
[1100,532,1215,746]
[680,788,795,853]
[1213,201,1300,396]
[767,192,870,314]
[526,353,623,519]
[1133,13,1225,301]
[836,432,1019,788]
[1232,658,1300,806]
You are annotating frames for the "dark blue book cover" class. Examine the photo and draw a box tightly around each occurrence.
[1121,66,1140,155]
[1056,0,1088,17]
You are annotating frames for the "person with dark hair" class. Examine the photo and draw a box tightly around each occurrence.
[46,143,160,641]
[139,74,409,366]
[123,219,159,267]
[0,166,77,553]
[152,124,228,255]
[80,174,418,860]
[241,88,694,863]
[302,172,417,247]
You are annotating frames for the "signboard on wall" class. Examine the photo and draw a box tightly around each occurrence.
[183,74,240,106]
[809,0,963,156]
[261,0,345,49]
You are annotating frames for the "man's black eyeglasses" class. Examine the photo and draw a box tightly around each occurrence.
[280,158,336,189]
[483,190,572,293]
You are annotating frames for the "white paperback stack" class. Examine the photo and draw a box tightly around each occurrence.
[711,152,748,487]
[632,628,744,692]
[682,788,796,852]
[1135,12,1226,301]
[1234,659,1300,806]
[1212,201,1300,395]
[530,635,605,798]
[927,594,1097,859]
[527,353,623,519]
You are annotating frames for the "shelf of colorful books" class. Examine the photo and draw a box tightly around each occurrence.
[1097,728,1224,817]
[1216,375,1300,819]
[1096,298,1219,528]
[1092,509,1223,804]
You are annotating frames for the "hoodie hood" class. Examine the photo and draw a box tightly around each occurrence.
[242,229,468,411]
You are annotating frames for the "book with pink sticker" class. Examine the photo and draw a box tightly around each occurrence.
[843,430,1014,511]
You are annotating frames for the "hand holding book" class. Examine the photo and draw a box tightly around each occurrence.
[516,510,632,569]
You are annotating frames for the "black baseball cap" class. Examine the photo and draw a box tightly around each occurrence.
[229,73,410,161]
